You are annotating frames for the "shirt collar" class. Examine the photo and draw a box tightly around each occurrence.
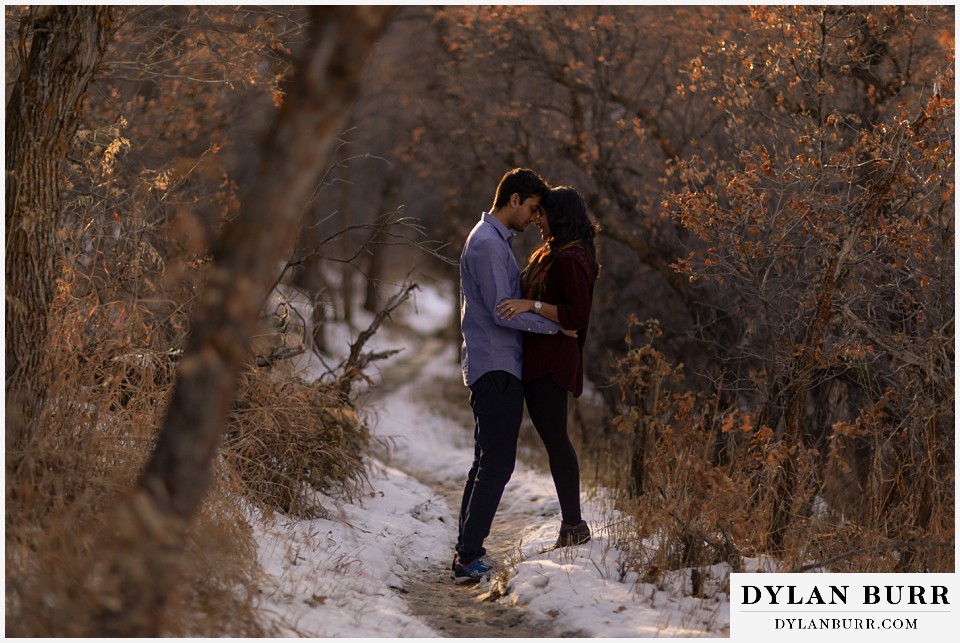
[481,211,516,242]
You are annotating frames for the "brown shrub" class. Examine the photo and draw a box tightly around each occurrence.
[5,261,370,635]
[606,317,953,579]
[222,367,371,519]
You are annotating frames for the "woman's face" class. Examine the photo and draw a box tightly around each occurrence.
[535,206,552,241]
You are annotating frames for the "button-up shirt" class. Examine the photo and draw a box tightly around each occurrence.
[460,212,559,386]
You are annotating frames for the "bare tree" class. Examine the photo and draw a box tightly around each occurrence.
[5,6,113,439]
[94,7,396,635]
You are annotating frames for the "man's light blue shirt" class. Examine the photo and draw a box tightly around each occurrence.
[460,212,559,386]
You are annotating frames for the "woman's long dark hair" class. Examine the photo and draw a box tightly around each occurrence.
[540,186,600,277]
[521,186,600,298]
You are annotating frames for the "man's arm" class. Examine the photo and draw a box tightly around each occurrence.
[495,254,590,334]
[467,237,558,335]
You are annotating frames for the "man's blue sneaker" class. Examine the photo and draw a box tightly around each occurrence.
[452,555,495,583]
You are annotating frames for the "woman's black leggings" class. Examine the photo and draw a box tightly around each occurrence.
[524,375,582,525]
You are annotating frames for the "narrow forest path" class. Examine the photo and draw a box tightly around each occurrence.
[363,328,585,638]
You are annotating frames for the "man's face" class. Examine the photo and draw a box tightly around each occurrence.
[507,195,543,232]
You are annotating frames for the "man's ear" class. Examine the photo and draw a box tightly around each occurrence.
[510,193,520,208]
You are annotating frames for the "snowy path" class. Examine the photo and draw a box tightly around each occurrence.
[252,283,730,638]
[364,334,584,637]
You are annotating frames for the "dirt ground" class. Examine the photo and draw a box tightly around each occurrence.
[397,482,585,638]
[369,331,585,638]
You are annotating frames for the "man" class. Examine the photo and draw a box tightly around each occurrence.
[454,168,559,582]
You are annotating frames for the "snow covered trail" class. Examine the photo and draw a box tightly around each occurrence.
[252,282,731,638]
[364,330,729,638]
[361,334,586,638]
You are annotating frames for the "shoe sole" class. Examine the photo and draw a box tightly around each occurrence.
[542,535,591,552]
[452,573,486,584]
[452,564,493,583]
[453,576,483,585]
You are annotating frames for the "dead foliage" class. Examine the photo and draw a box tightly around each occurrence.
[222,367,370,519]
[5,256,372,636]
[604,318,954,581]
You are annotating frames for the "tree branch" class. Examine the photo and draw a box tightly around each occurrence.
[335,280,418,398]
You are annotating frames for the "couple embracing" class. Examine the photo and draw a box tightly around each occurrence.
[454,168,600,583]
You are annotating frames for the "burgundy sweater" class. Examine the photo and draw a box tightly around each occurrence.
[522,246,596,397]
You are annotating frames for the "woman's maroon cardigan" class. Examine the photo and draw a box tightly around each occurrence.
[522,246,596,398]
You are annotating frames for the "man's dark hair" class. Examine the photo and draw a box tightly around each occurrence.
[492,168,548,210]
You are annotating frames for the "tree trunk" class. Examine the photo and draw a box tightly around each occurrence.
[5,6,113,438]
[292,212,332,354]
[767,225,862,554]
[628,417,647,498]
[363,175,399,313]
[340,171,356,323]
[98,7,395,635]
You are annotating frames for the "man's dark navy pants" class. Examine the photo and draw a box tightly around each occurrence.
[456,370,523,563]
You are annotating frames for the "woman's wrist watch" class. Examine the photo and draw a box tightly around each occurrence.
[533,300,542,313]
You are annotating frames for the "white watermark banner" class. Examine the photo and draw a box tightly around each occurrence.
[730,573,957,641]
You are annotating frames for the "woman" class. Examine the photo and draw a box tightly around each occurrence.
[496,185,600,548]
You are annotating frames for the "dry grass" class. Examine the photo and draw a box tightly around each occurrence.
[222,366,370,519]
[5,268,371,636]
[603,329,955,580]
